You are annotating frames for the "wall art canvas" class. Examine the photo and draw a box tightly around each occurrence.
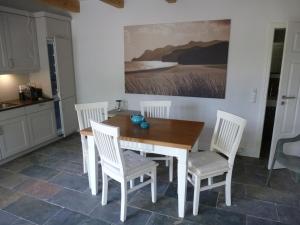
[124,19,230,98]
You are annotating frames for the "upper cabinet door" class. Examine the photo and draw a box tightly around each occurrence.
[0,13,9,72]
[4,13,39,72]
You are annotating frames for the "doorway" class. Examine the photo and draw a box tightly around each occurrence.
[260,28,286,159]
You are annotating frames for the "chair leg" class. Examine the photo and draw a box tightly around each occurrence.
[169,158,173,182]
[120,180,128,222]
[266,154,277,186]
[208,177,212,189]
[193,175,201,216]
[140,152,146,182]
[130,179,134,188]
[81,137,88,174]
[101,171,108,205]
[225,170,232,206]
[151,167,157,203]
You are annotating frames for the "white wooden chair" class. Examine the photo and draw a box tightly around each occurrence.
[140,100,173,182]
[188,110,246,215]
[91,120,158,222]
[75,102,108,173]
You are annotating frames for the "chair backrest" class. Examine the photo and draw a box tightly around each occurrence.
[91,120,125,175]
[140,101,171,119]
[75,102,108,130]
[210,110,247,167]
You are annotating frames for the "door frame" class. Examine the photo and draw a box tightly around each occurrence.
[256,22,286,165]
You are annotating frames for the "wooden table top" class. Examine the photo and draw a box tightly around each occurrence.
[80,115,204,150]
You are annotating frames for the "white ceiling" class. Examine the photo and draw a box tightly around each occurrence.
[0,0,70,16]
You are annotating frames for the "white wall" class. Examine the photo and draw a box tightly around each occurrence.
[71,0,300,157]
[0,74,29,101]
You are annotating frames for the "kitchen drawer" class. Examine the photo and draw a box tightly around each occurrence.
[25,101,53,114]
[0,107,25,121]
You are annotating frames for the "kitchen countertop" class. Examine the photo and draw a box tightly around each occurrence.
[0,98,54,112]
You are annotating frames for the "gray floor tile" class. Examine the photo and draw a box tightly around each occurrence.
[185,205,246,225]
[215,182,246,199]
[49,172,89,192]
[269,170,300,195]
[129,191,192,218]
[0,158,33,173]
[165,182,219,207]
[11,218,35,225]
[0,210,18,225]
[49,188,101,215]
[4,196,62,225]
[14,179,62,201]
[146,213,198,225]
[246,216,288,225]
[245,184,300,207]
[46,148,82,163]
[0,187,23,209]
[20,165,60,180]
[90,201,151,225]
[45,208,109,225]
[0,170,30,189]
[277,204,300,225]
[42,158,84,175]
[217,197,278,221]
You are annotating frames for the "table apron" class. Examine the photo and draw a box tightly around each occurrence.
[120,140,187,157]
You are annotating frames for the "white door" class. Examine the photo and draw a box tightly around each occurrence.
[269,21,300,168]
[54,36,76,100]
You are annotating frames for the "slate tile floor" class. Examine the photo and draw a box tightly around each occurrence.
[0,134,299,225]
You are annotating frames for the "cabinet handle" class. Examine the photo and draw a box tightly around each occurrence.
[282,95,296,100]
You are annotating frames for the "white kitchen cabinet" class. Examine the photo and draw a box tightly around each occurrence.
[0,116,30,158]
[0,11,39,73]
[0,13,8,71]
[27,107,56,146]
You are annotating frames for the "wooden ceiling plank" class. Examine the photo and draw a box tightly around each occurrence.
[100,0,124,8]
[39,0,80,13]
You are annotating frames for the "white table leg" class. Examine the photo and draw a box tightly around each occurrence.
[177,150,188,218]
[87,136,98,195]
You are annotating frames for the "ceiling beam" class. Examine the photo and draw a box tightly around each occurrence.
[166,0,177,3]
[100,0,124,8]
[39,0,80,12]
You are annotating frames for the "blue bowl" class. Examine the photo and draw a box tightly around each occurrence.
[130,114,145,125]
[140,121,150,129]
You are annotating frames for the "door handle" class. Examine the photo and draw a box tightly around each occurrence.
[282,95,296,100]
[0,126,3,135]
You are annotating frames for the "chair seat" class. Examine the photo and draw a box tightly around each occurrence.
[188,151,229,177]
[124,151,158,176]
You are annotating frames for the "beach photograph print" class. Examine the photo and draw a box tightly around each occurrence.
[124,19,231,98]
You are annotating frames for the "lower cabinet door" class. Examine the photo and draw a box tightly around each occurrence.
[0,116,30,158]
[27,108,57,146]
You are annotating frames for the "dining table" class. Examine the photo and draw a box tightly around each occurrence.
[80,114,204,218]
